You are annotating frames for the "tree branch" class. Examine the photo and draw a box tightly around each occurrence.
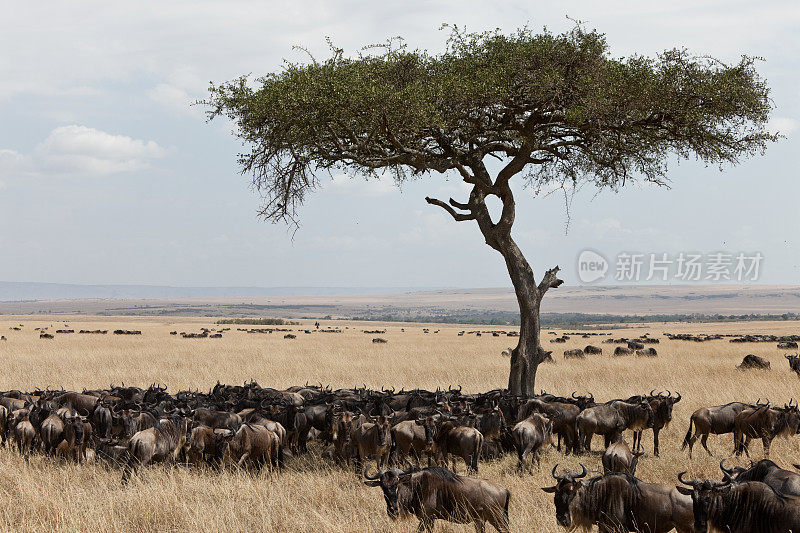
[424,196,476,222]
[538,266,564,295]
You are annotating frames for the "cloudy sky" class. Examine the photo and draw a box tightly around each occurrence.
[1,1,798,288]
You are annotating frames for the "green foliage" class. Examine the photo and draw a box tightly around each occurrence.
[205,25,776,226]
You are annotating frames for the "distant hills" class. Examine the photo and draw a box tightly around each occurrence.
[0,282,438,302]
[0,282,798,322]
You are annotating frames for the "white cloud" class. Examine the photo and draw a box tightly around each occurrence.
[767,117,799,136]
[147,83,201,117]
[34,125,166,176]
[326,173,397,197]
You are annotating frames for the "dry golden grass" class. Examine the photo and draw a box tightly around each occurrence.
[1,316,799,532]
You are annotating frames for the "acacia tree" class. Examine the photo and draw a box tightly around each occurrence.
[205,27,775,396]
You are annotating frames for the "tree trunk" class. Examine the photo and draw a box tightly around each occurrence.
[500,236,547,397]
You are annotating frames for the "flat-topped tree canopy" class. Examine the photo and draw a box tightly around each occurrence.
[205,25,776,395]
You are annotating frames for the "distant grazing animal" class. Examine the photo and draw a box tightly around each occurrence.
[563,349,585,359]
[372,338,388,343]
[584,345,602,355]
[636,347,658,357]
[284,334,296,339]
[779,341,799,349]
[613,346,633,356]
[737,354,770,370]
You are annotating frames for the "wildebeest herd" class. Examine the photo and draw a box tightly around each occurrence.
[2,379,800,532]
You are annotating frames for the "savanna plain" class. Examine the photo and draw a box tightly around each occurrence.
[0,316,798,532]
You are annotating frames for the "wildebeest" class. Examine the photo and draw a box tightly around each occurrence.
[123,416,189,482]
[786,354,800,377]
[778,341,799,349]
[542,465,693,532]
[563,348,585,359]
[613,346,633,356]
[434,419,484,473]
[636,347,658,357]
[351,415,392,468]
[602,438,644,475]
[11,414,36,456]
[733,401,800,458]
[627,390,681,456]
[217,423,280,472]
[363,465,510,532]
[677,472,800,533]
[683,401,751,458]
[627,340,645,350]
[584,345,602,355]
[720,458,800,497]
[737,354,771,370]
[512,413,553,472]
[575,399,654,452]
[372,337,388,343]
[391,418,436,466]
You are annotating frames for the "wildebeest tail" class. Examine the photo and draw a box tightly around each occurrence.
[472,433,483,472]
[682,418,693,450]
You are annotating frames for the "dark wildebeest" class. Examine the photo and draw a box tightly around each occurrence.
[363,465,510,533]
[734,401,800,458]
[185,425,224,466]
[737,354,771,370]
[627,390,681,456]
[92,402,113,439]
[519,392,592,455]
[351,415,392,468]
[636,347,658,357]
[778,341,799,349]
[54,391,98,416]
[542,465,693,532]
[584,345,602,355]
[122,416,189,482]
[512,414,553,472]
[434,419,484,473]
[192,408,242,432]
[677,472,800,533]
[391,417,436,466]
[576,399,654,452]
[720,458,800,497]
[627,340,645,350]
[786,354,800,377]
[11,414,36,456]
[602,438,644,475]
[682,401,751,458]
[563,349,585,359]
[217,423,280,472]
[613,346,633,356]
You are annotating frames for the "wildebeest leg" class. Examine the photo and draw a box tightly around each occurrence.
[556,432,562,452]
[700,434,712,456]
[742,436,752,458]
[653,428,661,457]
[473,519,485,533]
[763,436,772,458]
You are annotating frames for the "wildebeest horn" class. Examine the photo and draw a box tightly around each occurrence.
[576,464,588,479]
[363,466,381,481]
[551,464,560,479]
[572,391,579,399]
[674,391,681,402]
[650,389,657,397]
[678,471,699,486]
[720,458,735,478]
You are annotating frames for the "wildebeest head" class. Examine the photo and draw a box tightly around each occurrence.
[541,463,588,528]
[676,471,731,532]
[414,416,437,446]
[373,415,390,447]
[363,464,416,518]
[332,411,353,444]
